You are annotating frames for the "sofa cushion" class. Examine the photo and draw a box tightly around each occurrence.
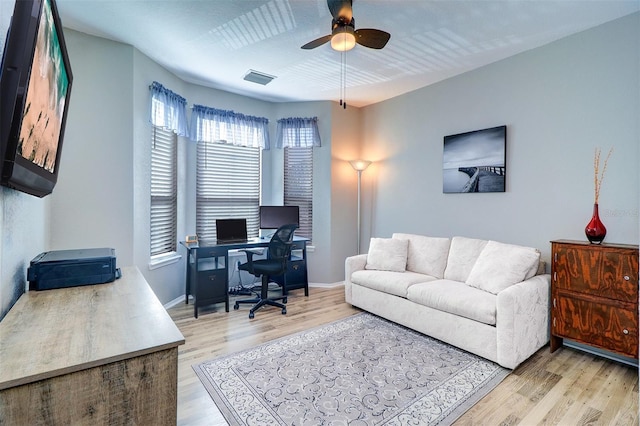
[392,233,451,278]
[351,270,435,298]
[407,279,497,325]
[443,236,488,282]
[466,241,541,294]
[365,237,408,272]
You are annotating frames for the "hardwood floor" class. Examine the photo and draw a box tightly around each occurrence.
[168,286,639,425]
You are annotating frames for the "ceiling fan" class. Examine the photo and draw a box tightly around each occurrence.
[301,0,390,51]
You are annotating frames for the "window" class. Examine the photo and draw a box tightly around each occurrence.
[148,81,187,259]
[196,142,261,243]
[190,105,269,243]
[284,147,313,240]
[150,126,177,256]
[276,117,319,241]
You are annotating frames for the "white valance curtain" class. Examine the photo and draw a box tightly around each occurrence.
[275,117,321,148]
[149,81,189,137]
[189,105,270,149]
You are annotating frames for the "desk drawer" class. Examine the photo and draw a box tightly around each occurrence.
[195,270,228,299]
[273,260,307,291]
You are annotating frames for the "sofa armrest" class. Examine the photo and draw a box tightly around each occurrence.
[496,274,551,369]
[344,254,368,304]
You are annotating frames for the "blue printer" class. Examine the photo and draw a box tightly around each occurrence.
[27,248,121,291]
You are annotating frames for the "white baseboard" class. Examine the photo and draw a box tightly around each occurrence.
[164,294,191,309]
[309,281,344,288]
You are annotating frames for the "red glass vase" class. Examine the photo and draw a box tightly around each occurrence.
[585,203,606,244]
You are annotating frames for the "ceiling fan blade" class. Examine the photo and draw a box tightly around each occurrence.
[328,0,353,21]
[301,34,332,50]
[354,28,390,49]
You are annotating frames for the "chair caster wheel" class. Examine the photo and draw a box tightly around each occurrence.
[233,303,239,310]
[249,312,255,319]
[281,307,287,315]
[283,297,288,304]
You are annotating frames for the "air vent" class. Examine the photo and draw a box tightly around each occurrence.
[243,70,276,85]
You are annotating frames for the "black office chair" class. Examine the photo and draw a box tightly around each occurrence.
[234,224,297,319]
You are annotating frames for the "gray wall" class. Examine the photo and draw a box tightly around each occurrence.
[359,13,640,264]
[49,30,134,263]
[0,0,50,320]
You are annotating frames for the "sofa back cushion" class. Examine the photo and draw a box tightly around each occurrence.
[443,236,488,282]
[365,237,408,272]
[392,233,451,278]
[465,240,541,294]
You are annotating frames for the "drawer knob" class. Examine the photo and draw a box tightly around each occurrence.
[623,329,629,335]
[623,275,630,281]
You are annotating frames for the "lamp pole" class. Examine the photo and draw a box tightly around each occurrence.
[349,160,371,254]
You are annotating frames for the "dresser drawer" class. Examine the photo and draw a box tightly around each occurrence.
[553,244,638,303]
[552,292,638,358]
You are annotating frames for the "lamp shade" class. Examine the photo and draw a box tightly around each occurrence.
[350,160,372,171]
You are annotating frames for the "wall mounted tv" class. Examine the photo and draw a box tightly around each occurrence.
[259,205,299,230]
[0,0,73,197]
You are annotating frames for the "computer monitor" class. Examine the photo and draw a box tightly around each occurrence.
[215,218,248,243]
[259,206,299,230]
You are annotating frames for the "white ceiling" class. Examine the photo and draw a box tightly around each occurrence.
[56,0,640,108]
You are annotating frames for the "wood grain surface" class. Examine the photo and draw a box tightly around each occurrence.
[169,285,639,425]
[0,266,185,390]
[551,240,639,359]
[0,348,178,425]
[0,266,185,425]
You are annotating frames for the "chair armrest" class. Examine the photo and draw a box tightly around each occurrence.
[240,249,256,262]
[344,254,368,304]
[496,274,551,369]
[239,249,261,273]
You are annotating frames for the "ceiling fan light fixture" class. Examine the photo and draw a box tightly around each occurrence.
[331,27,356,51]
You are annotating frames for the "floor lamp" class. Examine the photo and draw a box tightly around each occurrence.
[350,160,371,254]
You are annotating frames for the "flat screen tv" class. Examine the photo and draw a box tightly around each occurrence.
[0,0,73,197]
[259,205,299,230]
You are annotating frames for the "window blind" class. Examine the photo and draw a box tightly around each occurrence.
[150,126,177,256]
[284,147,313,240]
[196,141,260,243]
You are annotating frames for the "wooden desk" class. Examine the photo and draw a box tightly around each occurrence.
[0,266,185,425]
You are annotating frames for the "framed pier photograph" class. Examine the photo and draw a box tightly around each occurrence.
[442,125,506,193]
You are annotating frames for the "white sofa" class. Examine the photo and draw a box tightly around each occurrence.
[344,233,551,369]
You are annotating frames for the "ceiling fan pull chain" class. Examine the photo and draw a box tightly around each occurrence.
[343,49,347,109]
[340,50,344,107]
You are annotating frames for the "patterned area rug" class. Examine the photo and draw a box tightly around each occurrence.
[193,313,509,425]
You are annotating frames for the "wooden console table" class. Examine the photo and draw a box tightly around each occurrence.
[0,266,185,424]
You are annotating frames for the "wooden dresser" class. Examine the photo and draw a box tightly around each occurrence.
[0,266,185,425]
[550,239,639,360]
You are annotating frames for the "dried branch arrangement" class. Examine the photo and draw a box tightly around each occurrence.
[593,147,613,204]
